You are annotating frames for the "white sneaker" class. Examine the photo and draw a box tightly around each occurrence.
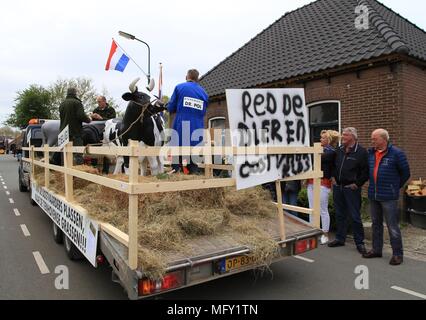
[320,235,329,245]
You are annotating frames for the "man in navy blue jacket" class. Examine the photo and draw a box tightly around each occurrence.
[168,69,208,174]
[328,127,369,254]
[363,129,410,265]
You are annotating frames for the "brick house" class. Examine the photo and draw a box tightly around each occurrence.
[199,0,426,181]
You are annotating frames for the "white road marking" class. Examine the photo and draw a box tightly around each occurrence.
[1,182,4,185]
[391,286,426,300]
[32,252,50,275]
[20,224,31,237]
[3,186,7,189]
[6,191,10,195]
[293,255,315,263]
[13,208,21,216]
[9,198,14,204]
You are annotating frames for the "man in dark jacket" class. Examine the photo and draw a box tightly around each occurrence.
[363,129,410,265]
[328,127,369,254]
[91,96,116,120]
[59,87,91,164]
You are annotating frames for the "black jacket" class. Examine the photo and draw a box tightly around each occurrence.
[333,143,369,188]
[322,145,336,180]
[92,104,116,120]
[59,94,91,140]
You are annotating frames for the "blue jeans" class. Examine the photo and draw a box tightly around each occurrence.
[333,185,365,246]
[283,191,299,218]
[370,200,403,257]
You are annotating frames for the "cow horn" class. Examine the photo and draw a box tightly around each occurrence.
[129,78,140,93]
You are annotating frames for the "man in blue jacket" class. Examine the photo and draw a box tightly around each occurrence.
[363,129,410,265]
[328,127,369,254]
[168,69,208,174]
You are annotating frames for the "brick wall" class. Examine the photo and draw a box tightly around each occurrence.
[204,62,426,180]
[304,64,404,148]
[401,62,426,180]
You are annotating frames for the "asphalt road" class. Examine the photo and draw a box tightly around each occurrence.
[0,155,425,300]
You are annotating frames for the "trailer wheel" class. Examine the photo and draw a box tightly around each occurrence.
[52,221,63,244]
[64,235,83,260]
[28,181,37,206]
[19,173,27,192]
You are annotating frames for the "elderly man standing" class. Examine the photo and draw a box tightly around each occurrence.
[328,127,369,254]
[363,129,410,265]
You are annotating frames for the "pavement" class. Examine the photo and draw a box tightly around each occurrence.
[0,154,425,300]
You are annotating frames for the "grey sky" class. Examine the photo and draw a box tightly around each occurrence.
[0,0,425,125]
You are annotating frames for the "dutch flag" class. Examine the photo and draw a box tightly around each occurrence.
[105,39,130,72]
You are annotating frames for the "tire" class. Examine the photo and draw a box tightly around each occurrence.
[19,172,27,192]
[64,235,83,261]
[28,181,37,206]
[52,221,63,244]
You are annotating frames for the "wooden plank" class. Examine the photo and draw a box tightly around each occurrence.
[30,146,35,180]
[101,223,129,247]
[134,146,318,157]
[30,145,318,157]
[275,180,286,243]
[132,178,236,194]
[198,164,234,170]
[64,142,74,202]
[204,129,213,178]
[282,205,314,215]
[44,144,50,189]
[281,170,323,182]
[128,140,139,270]
[312,143,322,229]
[32,160,131,193]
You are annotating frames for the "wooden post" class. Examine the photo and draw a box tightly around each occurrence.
[312,143,322,229]
[30,145,35,181]
[275,180,286,243]
[64,142,74,202]
[128,140,139,270]
[44,144,50,188]
[204,129,213,178]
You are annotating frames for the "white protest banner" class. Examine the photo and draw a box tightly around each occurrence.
[58,125,69,150]
[226,89,312,190]
[32,182,99,267]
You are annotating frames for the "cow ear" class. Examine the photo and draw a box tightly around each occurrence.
[122,93,133,101]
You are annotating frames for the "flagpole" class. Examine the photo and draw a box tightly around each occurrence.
[113,38,148,77]
[158,62,163,99]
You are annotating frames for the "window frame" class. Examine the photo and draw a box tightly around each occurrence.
[208,116,226,129]
[307,100,341,145]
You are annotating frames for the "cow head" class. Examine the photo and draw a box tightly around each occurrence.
[122,78,167,118]
[122,78,151,106]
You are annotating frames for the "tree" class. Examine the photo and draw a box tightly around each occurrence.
[49,77,98,117]
[5,85,53,128]
[0,126,21,138]
[49,78,120,118]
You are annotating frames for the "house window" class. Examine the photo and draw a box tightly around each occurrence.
[208,117,226,129]
[308,101,340,145]
[208,117,226,146]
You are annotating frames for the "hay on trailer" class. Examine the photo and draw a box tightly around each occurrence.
[34,168,282,281]
[224,186,277,218]
[177,208,231,236]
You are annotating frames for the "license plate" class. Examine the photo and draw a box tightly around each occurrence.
[223,255,257,272]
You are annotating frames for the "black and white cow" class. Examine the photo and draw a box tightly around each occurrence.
[103,78,167,175]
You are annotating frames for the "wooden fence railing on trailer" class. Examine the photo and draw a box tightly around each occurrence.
[23,130,323,270]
